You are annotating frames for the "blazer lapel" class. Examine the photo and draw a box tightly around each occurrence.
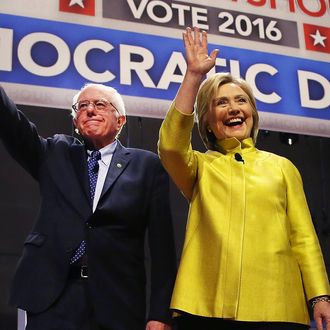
[99,141,131,201]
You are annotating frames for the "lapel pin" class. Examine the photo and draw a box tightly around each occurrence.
[116,163,122,168]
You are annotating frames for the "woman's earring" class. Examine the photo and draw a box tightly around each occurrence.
[207,127,212,133]
[74,128,80,134]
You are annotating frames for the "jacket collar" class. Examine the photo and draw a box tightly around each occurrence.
[215,137,255,155]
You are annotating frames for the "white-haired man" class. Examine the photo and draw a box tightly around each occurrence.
[0,83,176,330]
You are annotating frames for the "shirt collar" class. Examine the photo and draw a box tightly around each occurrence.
[87,140,117,166]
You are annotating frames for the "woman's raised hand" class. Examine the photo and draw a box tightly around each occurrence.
[174,27,219,113]
[183,27,219,77]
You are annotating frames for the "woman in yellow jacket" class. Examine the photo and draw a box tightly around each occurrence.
[158,27,330,330]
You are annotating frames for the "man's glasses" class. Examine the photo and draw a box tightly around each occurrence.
[72,99,119,114]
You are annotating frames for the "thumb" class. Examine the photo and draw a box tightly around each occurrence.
[209,49,219,60]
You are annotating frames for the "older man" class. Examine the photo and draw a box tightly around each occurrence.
[0,83,176,330]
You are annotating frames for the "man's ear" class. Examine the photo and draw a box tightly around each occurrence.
[73,118,80,134]
[117,115,126,128]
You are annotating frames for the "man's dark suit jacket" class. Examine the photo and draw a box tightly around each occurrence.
[0,86,177,329]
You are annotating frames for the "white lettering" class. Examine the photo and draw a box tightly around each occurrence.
[0,28,13,71]
[172,3,190,26]
[229,60,241,79]
[147,0,172,23]
[157,51,186,89]
[191,7,209,30]
[17,32,70,76]
[120,44,155,88]
[74,40,115,83]
[245,64,281,104]
[126,0,209,27]
[207,58,227,77]
[207,59,241,78]
[298,70,330,109]
[126,0,149,19]
[4,28,329,116]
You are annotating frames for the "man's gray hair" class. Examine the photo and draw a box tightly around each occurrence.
[71,83,126,118]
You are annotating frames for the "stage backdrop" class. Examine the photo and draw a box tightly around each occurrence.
[0,0,329,136]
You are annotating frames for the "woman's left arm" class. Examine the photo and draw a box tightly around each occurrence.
[283,158,330,298]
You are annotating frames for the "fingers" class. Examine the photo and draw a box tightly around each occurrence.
[182,27,190,46]
[183,27,219,55]
[194,26,200,45]
[183,27,194,48]
[201,29,207,48]
[182,26,219,71]
[315,316,323,330]
[183,27,202,46]
[182,30,189,48]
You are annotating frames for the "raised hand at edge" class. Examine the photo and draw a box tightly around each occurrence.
[175,26,219,115]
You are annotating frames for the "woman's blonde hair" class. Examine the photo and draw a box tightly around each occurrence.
[196,72,259,150]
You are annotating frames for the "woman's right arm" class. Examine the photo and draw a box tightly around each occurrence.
[158,28,218,199]
[175,27,219,114]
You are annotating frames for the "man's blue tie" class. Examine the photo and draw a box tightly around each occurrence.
[70,150,101,264]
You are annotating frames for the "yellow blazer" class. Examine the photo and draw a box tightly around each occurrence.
[158,104,330,325]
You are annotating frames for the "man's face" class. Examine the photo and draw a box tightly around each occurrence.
[73,86,126,149]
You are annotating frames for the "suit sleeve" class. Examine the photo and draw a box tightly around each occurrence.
[0,85,46,179]
[147,158,177,324]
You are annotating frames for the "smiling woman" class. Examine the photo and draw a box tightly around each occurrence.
[158,27,330,330]
[197,75,259,149]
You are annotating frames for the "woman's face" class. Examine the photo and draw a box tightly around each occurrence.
[207,82,253,141]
